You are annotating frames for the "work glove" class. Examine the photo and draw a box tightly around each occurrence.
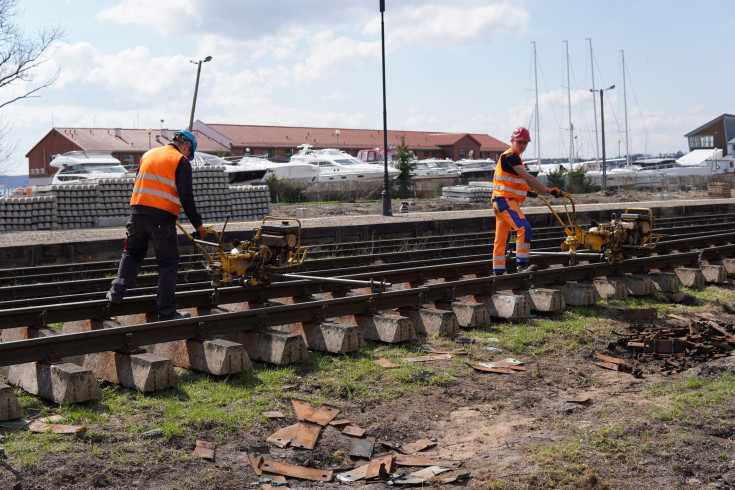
[196,225,208,238]
[527,190,538,198]
[548,187,564,198]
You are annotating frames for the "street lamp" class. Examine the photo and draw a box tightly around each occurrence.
[590,84,615,190]
[617,138,621,158]
[188,55,212,131]
[379,0,392,216]
[335,129,341,149]
[147,128,152,149]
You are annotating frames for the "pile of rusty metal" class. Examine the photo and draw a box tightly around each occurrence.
[608,316,735,376]
[246,399,469,488]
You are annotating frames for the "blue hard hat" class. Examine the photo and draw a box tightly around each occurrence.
[174,130,197,154]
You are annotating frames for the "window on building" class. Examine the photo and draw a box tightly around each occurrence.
[262,149,271,157]
[123,154,134,167]
[469,149,475,159]
[689,135,715,149]
[459,148,466,159]
[285,149,293,158]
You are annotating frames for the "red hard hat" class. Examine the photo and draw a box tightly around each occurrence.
[511,126,531,142]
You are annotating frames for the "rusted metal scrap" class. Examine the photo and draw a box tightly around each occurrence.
[612,318,735,375]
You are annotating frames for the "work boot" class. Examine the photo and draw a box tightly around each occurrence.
[159,311,192,321]
[517,263,538,273]
[106,290,123,304]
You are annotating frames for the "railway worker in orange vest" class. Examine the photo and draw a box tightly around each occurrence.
[492,126,563,275]
[106,130,208,320]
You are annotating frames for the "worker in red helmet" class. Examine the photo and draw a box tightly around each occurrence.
[491,126,563,275]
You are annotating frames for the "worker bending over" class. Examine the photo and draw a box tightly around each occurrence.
[107,130,208,320]
[492,126,563,275]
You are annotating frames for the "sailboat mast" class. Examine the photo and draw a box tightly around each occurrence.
[622,50,630,167]
[588,38,600,166]
[565,40,573,168]
[533,41,540,166]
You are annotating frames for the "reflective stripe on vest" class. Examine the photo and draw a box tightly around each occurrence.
[130,145,183,216]
[492,149,530,202]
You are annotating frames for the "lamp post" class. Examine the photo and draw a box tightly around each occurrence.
[147,128,152,149]
[617,138,621,158]
[590,84,615,190]
[335,129,340,149]
[188,55,212,131]
[379,0,392,216]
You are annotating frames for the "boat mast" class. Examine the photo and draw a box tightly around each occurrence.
[533,41,540,166]
[622,50,630,167]
[565,40,573,169]
[587,38,600,166]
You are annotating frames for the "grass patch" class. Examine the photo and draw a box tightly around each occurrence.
[648,373,735,426]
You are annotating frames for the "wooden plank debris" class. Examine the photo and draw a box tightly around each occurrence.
[193,440,215,460]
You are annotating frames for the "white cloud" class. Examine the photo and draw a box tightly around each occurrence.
[322,90,350,100]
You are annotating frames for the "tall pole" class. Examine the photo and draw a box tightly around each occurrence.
[380,0,392,216]
[587,38,600,166]
[622,50,630,168]
[600,89,607,190]
[188,56,212,131]
[565,40,573,169]
[532,41,540,166]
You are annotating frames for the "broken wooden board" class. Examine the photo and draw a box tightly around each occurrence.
[594,352,626,364]
[402,354,452,363]
[258,458,332,482]
[305,404,340,426]
[291,399,315,421]
[194,440,216,460]
[27,421,86,435]
[266,424,299,449]
[566,396,591,405]
[262,410,284,419]
[290,422,322,450]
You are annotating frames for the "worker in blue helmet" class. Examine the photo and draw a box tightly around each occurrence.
[106,129,206,321]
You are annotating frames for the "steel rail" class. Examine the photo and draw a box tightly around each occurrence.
[1,243,734,367]
[1,231,734,331]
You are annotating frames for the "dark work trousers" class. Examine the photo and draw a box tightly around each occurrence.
[109,215,180,320]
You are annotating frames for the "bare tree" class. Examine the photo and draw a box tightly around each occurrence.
[0,0,64,173]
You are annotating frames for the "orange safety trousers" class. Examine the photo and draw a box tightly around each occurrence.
[492,196,532,275]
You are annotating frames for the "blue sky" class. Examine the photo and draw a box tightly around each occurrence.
[1,0,732,175]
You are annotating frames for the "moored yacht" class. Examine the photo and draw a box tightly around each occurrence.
[291,145,399,182]
[50,151,132,184]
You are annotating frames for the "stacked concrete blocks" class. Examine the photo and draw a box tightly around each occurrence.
[36,183,99,229]
[96,177,135,218]
[229,184,272,221]
[0,195,57,231]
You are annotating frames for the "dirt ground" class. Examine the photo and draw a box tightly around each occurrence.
[2,187,734,489]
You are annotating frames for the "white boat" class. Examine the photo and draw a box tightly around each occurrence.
[454,159,495,179]
[411,158,461,181]
[50,151,131,184]
[191,151,317,184]
[290,145,399,182]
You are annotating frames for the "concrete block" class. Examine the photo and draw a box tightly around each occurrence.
[722,258,735,275]
[7,362,102,405]
[355,314,416,343]
[675,268,705,288]
[622,275,654,296]
[557,283,599,306]
[398,307,459,336]
[83,351,176,392]
[236,330,309,365]
[701,264,728,284]
[1,326,57,343]
[282,322,364,354]
[525,288,565,312]
[593,279,628,300]
[435,300,490,328]
[145,339,252,375]
[476,294,530,319]
[649,272,681,293]
[0,383,22,421]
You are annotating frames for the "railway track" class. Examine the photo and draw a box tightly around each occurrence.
[0,214,734,410]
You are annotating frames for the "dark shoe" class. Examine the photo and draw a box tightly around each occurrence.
[106,290,123,304]
[159,311,192,321]
[517,263,538,273]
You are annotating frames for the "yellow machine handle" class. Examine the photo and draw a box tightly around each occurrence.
[533,192,579,237]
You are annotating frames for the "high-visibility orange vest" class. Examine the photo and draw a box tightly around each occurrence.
[130,145,183,216]
[492,149,530,203]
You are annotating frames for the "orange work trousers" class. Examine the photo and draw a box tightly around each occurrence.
[492,196,532,275]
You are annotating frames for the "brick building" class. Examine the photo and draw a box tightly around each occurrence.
[26,123,508,184]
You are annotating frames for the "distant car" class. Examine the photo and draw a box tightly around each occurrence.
[51,151,131,184]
